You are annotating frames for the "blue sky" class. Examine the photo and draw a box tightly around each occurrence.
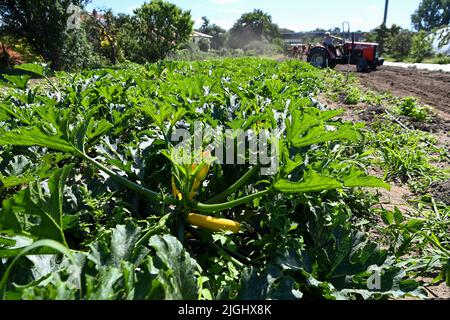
[87,0,422,32]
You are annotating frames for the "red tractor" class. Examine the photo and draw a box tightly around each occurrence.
[307,33,384,72]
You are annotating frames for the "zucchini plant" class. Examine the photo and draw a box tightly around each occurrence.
[3,59,429,301]
[0,63,389,241]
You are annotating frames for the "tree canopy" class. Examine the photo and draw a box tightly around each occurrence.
[129,0,194,63]
[229,9,280,49]
[0,0,90,67]
[411,0,450,31]
[199,16,226,49]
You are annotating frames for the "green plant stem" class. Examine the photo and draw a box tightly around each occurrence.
[80,153,177,205]
[136,215,170,248]
[215,246,243,268]
[221,245,254,266]
[59,226,69,249]
[206,166,259,204]
[45,75,60,94]
[192,189,271,213]
[177,211,186,243]
[188,229,246,268]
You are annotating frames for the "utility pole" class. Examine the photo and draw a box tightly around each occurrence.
[383,0,389,26]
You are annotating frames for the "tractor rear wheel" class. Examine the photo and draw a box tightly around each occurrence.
[356,57,369,73]
[307,49,330,69]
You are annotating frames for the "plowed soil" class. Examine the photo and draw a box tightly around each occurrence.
[335,65,450,120]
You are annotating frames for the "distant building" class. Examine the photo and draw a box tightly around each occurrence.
[191,31,213,44]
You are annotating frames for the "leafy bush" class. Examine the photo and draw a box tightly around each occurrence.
[431,54,450,64]
[168,42,218,60]
[397,97,432,121]
[116,22,144,64]
[58,29,105,71]
[82,9,127,65]
[365,24,407,57]
[344,86,361,105]
[0,35,44,65]
[362,90,384,106]
[0,0,91,69]
[228,9,280,49]
[386,30,414,61]
[410,31,434,62]
[198,39,210,52]
[123,0,194,63]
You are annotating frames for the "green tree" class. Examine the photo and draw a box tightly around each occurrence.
[197,38,210,52]
[83,9,127,65]
[199,16,227,50]
[0,0,90,68]
[58,27,104,70]
[125,0,193,63]
[117,19,143,63]
[386,29,414,61]
[410,30,434,62]
[229,9,280,49]
[366,24,404,55]
[411,0,450,31]
[279,28,295,34]
[200,16,210,32]
[332,27,341,34]
[366,24,388,54]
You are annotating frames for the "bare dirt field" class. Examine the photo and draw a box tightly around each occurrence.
[335,65,450,121]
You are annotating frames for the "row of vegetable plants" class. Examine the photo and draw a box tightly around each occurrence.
[0,58,444,299]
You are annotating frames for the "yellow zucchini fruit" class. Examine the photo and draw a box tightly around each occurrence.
[190,151,211,180]
[171,176,183,201]
[187,213,241,233]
